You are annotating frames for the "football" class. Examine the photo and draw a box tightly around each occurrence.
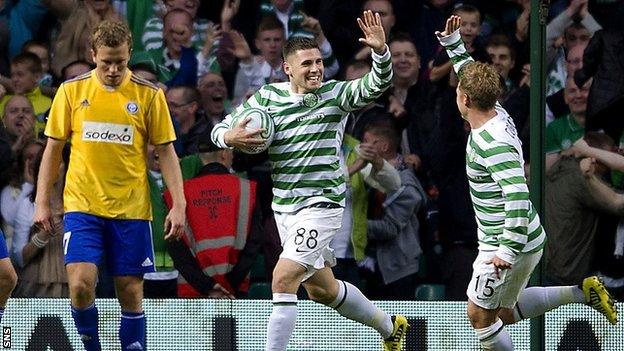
[229,107,275,154]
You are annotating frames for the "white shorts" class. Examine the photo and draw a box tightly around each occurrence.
[274,207,343,281]
[467,249,542,309]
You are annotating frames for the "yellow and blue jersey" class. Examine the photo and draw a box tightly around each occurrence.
[45,70,176,220]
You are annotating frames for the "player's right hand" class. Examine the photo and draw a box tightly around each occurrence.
[436,15,461,38]
[33,202,53,234]
[224,117,266,149]
[164,205,186,241]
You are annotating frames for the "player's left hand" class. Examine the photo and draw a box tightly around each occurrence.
[357,10,386,55]
[164,206,186,241]
[486,255,512,279]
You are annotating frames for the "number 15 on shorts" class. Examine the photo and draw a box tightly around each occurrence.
[472,272,505,303]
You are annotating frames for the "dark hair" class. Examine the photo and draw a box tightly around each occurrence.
[363,119,401,152]
[169,85,201,105]
[565,22,587,35]
[486,34,516,61]
[388,32,414,45]
[585,132,615,150]
[453,4,481,22]
[257,14,285,36]
[11,52,43,75]
[388,32,419,57]
[7,139,44,188]
[345,59,372,72]
[91,21,133,53]
[282,37,319,59]
[61,60,95,80]
[130,62,158,77]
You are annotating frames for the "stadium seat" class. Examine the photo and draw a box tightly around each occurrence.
[414,284,446,301]
[248,282,272,299]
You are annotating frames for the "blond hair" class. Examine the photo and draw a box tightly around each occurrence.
[91,21,132,53]
[458,61,502,111]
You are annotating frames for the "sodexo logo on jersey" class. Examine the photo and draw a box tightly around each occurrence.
[82,121,134,145]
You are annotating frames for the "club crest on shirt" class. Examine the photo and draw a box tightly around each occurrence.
[126,101,139,115]
[468,148,477,163]
[302,93,319,108]
[561,139,572,150]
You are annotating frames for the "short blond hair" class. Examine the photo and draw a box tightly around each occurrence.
[458,61,502,111]
[91,21,132,53]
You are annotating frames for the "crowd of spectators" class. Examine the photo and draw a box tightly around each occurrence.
[1,0,623,301]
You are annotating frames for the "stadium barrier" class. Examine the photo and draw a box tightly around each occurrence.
[2,299,622,350]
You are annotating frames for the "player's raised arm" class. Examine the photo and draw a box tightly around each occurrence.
[435,15,475,75]
[337,10,393,112]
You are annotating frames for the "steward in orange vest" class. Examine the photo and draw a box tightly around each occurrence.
[165,134,264,298]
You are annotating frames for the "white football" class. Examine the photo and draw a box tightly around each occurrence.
[229,107,275,154]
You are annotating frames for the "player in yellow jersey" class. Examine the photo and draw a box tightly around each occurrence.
[33,21,186,351]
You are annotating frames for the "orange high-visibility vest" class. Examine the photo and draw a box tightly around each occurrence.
[165,173,256,297]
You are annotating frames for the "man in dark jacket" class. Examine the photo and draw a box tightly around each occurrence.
[575,29,624,142]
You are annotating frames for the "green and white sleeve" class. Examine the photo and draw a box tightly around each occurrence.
[437,29,474,76]
[336,45,393,112]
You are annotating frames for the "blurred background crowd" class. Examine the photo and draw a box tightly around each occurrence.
[1,0,623,301]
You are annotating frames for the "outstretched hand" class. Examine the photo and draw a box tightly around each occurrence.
[436,15,461,38]
[357,10,386,54]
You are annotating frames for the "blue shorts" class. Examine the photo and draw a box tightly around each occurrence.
[63,212,155,276]
[0,229,8,259]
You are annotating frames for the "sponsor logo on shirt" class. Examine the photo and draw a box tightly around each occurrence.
[296,113,325,122]
[82,121,134,145]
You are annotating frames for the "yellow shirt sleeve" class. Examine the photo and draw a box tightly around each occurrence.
[45,84,72,140]
[147,88,176,145]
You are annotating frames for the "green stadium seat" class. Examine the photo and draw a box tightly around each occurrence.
[248,282,272,299]
[414,284,446,301]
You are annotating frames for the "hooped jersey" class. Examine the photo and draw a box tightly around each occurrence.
[45,70,176,219]
[212,47,393,213]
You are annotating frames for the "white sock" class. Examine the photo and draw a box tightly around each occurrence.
[327,280,393,339]
[266,293,297,351]
[513,286,585,322]
[475,319,513,351]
